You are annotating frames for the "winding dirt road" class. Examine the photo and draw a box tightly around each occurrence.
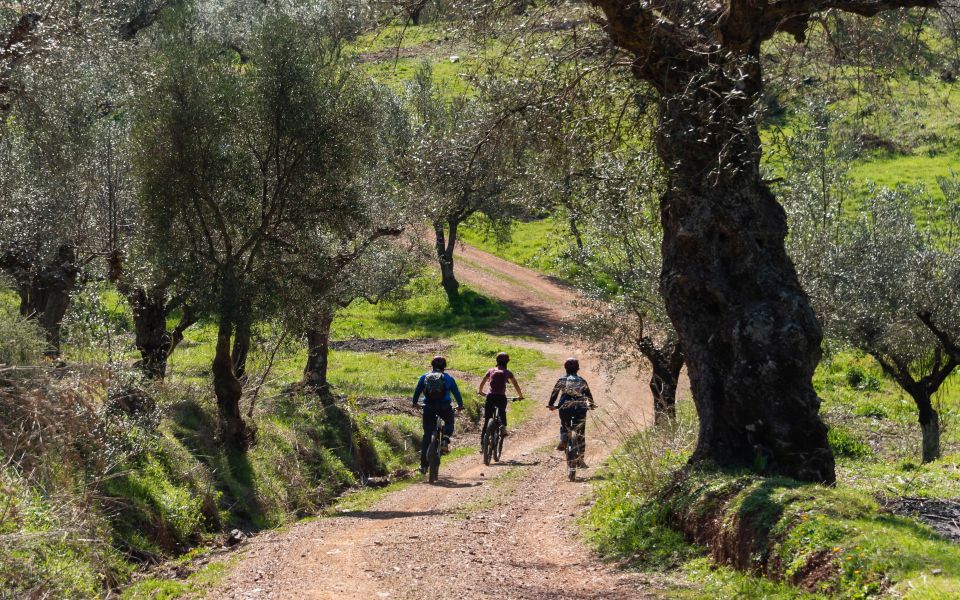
[208,244,656,600]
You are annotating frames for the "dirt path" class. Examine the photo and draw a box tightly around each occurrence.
[208,245,655,600]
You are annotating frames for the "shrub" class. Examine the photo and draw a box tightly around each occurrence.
[0,308,46,365]
[828,426,872,459]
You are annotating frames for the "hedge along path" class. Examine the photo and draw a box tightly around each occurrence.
[206,244,659,600]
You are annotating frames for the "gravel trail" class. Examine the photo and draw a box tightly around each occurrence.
[207,244,656,600]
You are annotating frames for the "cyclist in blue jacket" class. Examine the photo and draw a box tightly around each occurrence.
[412,356,464,474]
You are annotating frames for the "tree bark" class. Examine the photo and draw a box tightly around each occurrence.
[641,339,685,426]
[655,57,834,483]
[913,392,941,463]
[128,287,170,380]
[231,316,252,381]
[303,310,335,394]
[434,219,460,307]
[23,244,79,356]
[126,287,197,381]
[213,316,247,450]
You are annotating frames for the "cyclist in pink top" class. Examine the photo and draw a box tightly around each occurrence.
[478,352,524,440]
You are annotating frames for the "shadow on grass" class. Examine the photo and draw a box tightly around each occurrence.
[381,289,508,335]
[167,399,266,528]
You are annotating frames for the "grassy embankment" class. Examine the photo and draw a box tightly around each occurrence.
[0,273,550,598]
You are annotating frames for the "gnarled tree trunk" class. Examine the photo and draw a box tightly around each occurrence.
[128,287,170,380]
[127,287,197,381]
[232,316,251,381]
[640,338,684,425]
[25,244,79,356]
[303,310,335,395]
[213,316,247,450]
[434,219,460,307]
[654,57,834,483]
[916,397,941,464]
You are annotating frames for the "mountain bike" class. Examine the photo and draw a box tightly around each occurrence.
[480,395,521,466]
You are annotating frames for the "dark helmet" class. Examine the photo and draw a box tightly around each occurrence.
[495,352,510,367]
[563,357,579,374]
[431,355,447,371]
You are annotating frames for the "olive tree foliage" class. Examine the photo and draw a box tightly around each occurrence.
[297,239,421,395]
[134,12,408,449]
[825,186,959,463]
[405,63,532,308]
[0,23,138,355]
[778,108,960,463]
[570,154,685,425]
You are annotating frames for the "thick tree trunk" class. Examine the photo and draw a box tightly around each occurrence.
[213,317,247,450]
[642,340,685,426]
[913,393,941,463]
[655,59,834,483]
[25,245,79,356]
[434,220,460,307]
[408,1,426,25]
[303,311,334,393]
[128,287,171,380]
[231,316,251,381]
[126,288,197,381]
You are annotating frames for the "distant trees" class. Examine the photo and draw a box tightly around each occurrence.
[406,64,531,308]
[780,110,960,463]
[571,154,684,425]
[135,15,409,448]
[0,30,134,355]
[825,187,959,462]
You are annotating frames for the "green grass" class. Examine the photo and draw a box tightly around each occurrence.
[166,274,550,400]
[120,558,231,600]
[459,214,572,278]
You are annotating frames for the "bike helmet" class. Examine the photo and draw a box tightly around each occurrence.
[495,352,510,367]
[563,357,580,374]
[431,355,447,371]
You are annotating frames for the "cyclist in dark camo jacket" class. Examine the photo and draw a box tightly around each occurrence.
[547,357,595,468]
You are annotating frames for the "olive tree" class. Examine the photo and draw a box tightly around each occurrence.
[533,0,935,483]
[820,186,959,463]
[406,63,532,307]
[135,14,403,448]
[299,240,420,394]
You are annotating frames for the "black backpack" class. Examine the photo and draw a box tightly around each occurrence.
[423,372,446,404]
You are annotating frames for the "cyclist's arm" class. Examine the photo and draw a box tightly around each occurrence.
[477,372,490,395]
[508,374,524,398]
[547,380,562,408]
[411,375,425,406]
[583,382,596,408]
[448,376,464,409]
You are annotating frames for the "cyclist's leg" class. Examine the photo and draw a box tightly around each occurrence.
[574,412,588,466]
[440,405,455,450]
[557,407,571,450]
[420,406,436,469]
[496,395,508,429]
[481,396,495,442]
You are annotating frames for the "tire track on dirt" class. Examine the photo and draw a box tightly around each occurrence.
[207,244,656,600]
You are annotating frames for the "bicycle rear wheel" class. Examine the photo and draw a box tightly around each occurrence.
[428,432,441,483]
[493,422,504,462]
